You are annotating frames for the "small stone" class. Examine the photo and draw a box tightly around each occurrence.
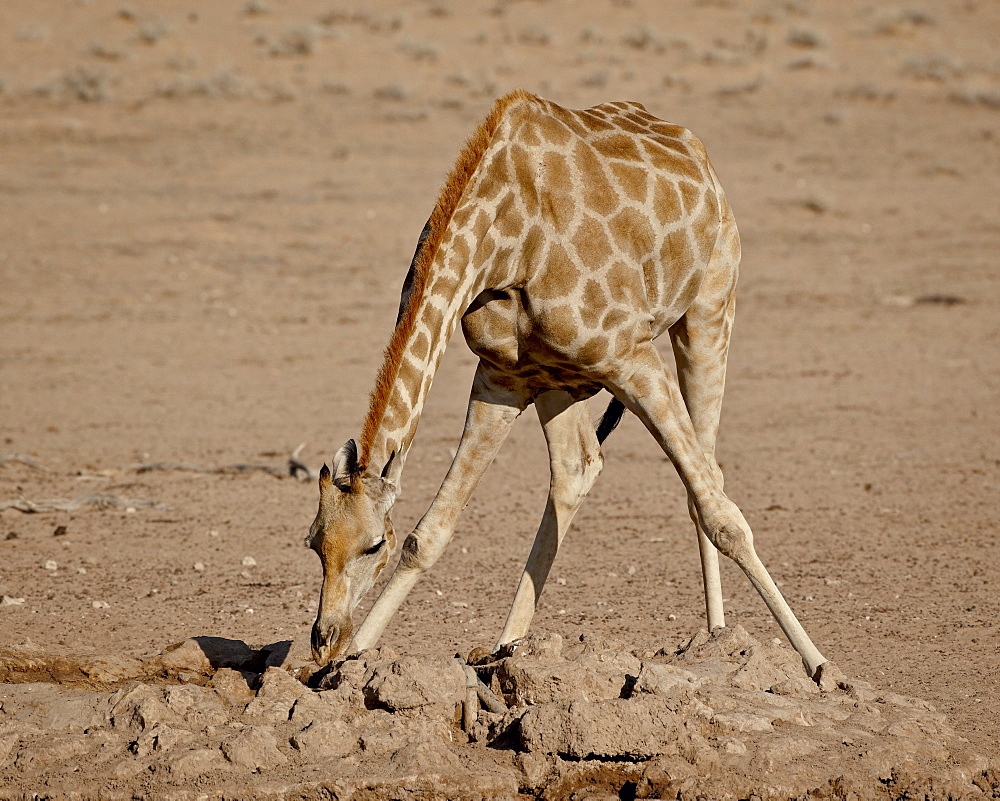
[221,725,287,771]
[710,711,774,733]
[53,525,67,537]
[159,637,258,673]
[92,600,110,609]
[130,722,193,756]
[769,677,821,698]
[630,663,701,698]
[193,562,205,572]
[256,665,307,699]
[110,685,176,733]
[44,560,57,571]
[387,738,464,776]
[157,640,212,674]
[244,666,307,720]
[518,697,683,759]
[1,596,26,606]
[290,719,357,758]
[363,655,464,711]
[717,736,748,755]
[167,747,230,777]
[161,684,229,728]
[212,668,254,702]
[242,556,257,567]
[515,751,551,788]
[288,691,339,724]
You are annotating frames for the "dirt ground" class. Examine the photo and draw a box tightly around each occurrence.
[1,0,998,798]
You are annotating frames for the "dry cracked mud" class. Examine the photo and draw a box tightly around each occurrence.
[0,627,995,800]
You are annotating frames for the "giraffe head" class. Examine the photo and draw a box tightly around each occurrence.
[306,439,400,665]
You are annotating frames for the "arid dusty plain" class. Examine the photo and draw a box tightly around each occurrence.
[1,1,998,798]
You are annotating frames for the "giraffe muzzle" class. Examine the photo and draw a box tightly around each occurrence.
[311,614,354,665]
[310,618,339,664]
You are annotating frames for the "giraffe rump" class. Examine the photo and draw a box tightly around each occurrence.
[357,89,537,470]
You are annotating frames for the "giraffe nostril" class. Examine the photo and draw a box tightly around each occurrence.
[311,619,340,660]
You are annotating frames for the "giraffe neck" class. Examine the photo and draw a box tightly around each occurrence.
[356,91,534,475]
[359,206,497,473]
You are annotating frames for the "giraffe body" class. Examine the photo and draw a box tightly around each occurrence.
[414,95,734,406]
[308,91,828,678]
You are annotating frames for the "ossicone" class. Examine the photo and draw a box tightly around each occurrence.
[380,449,403,489]
[318,462,332,491]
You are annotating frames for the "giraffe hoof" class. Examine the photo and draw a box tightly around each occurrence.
[466,645,494,665]
[812,660,848,691]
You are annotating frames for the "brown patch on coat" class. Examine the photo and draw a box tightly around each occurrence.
[534,113,573,147]
[572,215,613,267]
[536,304,578,349]
[608,206,656,263]
[652,175,684,225]
[518,224,546,277]
[679,181,703,215]
[609,162,650,203]
[575,141,618,217]
[534,242,581,300]
[593,134,644,163]
[576,335,611,366]
[494,192,523,238]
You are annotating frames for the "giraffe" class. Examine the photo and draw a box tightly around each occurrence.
[306,90,830,678]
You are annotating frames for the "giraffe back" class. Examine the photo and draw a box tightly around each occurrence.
[459,94,739,388]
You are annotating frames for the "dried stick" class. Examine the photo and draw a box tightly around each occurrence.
[1,494,166,514]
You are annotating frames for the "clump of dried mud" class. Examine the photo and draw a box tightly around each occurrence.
[0,627,994,800]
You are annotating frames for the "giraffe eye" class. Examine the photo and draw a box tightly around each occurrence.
[363,539,386,556]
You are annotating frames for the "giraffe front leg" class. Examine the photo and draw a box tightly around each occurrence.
[495,391,604,649]
[350,365,530,654]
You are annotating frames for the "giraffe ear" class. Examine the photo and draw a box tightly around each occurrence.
[318,462,333,492]
[332,439,360,490]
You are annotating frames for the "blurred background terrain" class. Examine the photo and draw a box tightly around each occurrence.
[0,0,998,769]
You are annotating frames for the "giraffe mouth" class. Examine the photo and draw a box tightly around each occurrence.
[311,615,353,665]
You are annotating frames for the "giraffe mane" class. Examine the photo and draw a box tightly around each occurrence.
[357,89,537,469]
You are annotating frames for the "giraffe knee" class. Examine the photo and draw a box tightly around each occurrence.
[550,449,603,509]
[708,523,753,563]
[398,533,425,571]
[399,527,447,572]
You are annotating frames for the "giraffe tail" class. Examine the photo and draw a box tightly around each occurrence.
[596,397,627,444]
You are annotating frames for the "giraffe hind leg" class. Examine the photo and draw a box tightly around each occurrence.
[607,344,828,677]
[669,286,738,632]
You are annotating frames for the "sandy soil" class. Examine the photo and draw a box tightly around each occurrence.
[1,0,998,797]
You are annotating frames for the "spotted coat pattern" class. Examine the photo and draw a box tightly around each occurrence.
[309,92,829,680]
[368,95,739,470]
